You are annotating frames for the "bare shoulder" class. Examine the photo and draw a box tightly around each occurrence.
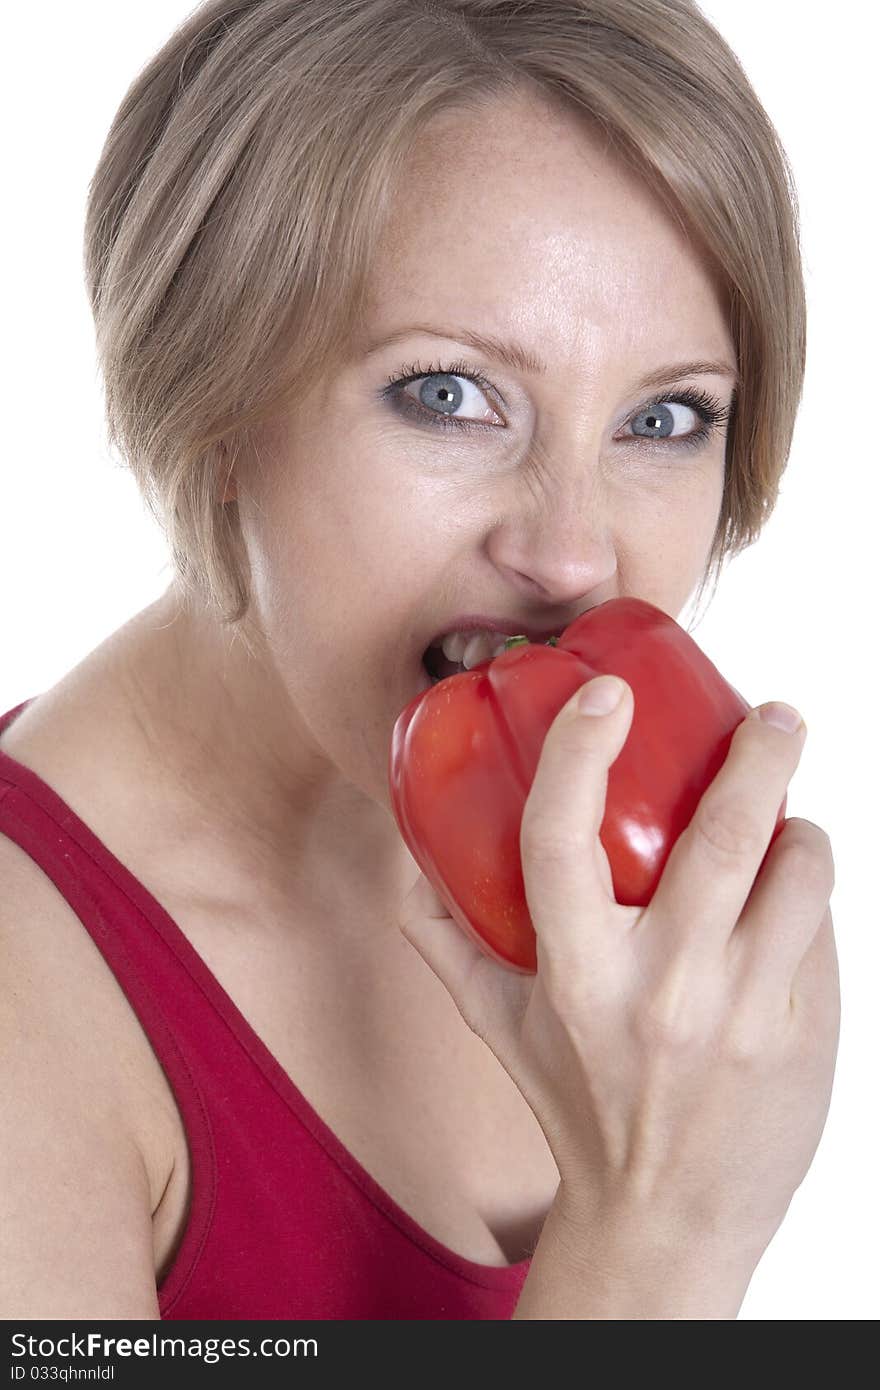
[0,809,180,1224]
[0,817,179,1315]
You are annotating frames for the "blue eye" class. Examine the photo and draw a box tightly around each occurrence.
[627,394,730,449]
[380,358,500,433]
[379,358,734,451]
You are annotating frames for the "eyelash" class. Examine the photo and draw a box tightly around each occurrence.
[379,357,734,451]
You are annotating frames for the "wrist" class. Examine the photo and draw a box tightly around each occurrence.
[554,1178,764,1268]
[518,1183,758,1320]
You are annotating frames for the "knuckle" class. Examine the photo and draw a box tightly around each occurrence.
[783,816,832,851]
[635,974,715,1053]
[520,810,582,866]
[519,815,553,865]
[539,960,588,1021]
[721,1007,777,1065]
[792,818,835,876]
[771,821,836,896]
[537,934,622,1024]
[722,1027,764,1068]
[635,1005,705,1053]
[693,795,765,861]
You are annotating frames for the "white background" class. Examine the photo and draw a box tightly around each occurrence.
[1,2,877,1319]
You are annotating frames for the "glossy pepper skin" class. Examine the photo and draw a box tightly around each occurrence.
[389,597,787,974]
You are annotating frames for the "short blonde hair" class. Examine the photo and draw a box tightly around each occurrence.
[84,0,806,627]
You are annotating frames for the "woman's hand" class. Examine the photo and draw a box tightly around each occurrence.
[397,676,840,1267]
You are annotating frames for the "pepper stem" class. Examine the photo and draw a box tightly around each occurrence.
[503,634,560,650]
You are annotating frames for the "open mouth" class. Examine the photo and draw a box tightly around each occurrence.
[422,645,469,685]
[420,630,562,687]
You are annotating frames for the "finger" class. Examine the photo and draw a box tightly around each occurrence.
[518,675,634,970]
[640,703,807,959]
[401,868,454,924]
[790,903,841,1039]
[730,819,835,1012]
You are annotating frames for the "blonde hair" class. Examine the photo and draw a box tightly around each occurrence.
[84,0,806,628]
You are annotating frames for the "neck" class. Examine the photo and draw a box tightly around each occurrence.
[106,583,419,928]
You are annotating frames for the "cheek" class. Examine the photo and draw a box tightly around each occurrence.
[689,455,726,557]
[615,465,724,602]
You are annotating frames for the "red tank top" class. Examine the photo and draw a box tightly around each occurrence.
[0,696,532,1319]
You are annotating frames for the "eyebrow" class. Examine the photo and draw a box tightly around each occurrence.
[364,324,740,391]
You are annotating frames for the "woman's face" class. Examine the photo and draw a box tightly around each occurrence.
[236,93,737,816]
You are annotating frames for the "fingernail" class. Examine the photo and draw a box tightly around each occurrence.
[756,701,804,734]
[578,675,624,715]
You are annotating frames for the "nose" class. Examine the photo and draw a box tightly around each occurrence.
[485,487,618,606]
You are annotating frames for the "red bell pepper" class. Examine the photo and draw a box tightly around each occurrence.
[389,597,787,973]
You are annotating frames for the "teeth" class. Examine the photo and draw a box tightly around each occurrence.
[440,632,469,662]
[440,629,514,669]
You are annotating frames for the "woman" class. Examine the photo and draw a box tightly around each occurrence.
[0,0,838,1320]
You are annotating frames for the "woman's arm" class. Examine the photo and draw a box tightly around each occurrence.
[512,1186,756,1320]
[0,841,161,1320]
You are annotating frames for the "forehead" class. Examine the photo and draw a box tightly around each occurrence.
[362,94,731,368]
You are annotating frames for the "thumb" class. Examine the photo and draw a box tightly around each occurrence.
[519,674,634,958]
[398,870,487,996]
[397,871,526,1047]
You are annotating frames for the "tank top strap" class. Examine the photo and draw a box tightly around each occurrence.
[0,695,531,1318]
[0,696,217,1312]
